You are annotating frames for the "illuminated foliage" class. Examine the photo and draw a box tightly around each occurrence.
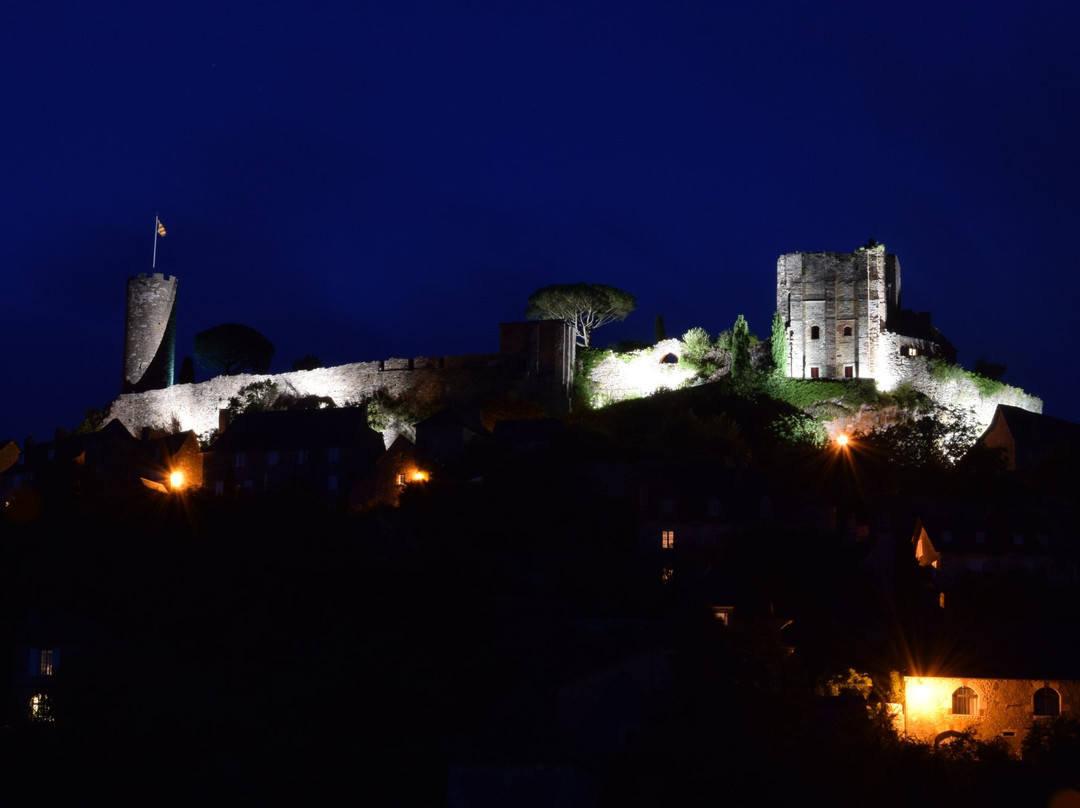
[526,282,636,347]
[225,380,281,416]
[770,310,787,374]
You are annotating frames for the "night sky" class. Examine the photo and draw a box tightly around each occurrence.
[4,1,1079,442]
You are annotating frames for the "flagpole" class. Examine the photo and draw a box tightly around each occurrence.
[153,214,160,270]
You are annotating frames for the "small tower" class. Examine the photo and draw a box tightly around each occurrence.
[122,273,178,393]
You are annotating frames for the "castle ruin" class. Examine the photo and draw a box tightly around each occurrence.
[122,273,178,394]
[108,273,575,438]
[777,242,953,390]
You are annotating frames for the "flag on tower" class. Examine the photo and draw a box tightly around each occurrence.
[157,218,167,237]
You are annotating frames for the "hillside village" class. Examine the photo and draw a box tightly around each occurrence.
[3,244,1080,804]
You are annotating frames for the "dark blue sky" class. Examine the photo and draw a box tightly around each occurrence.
[3,1,1079,441]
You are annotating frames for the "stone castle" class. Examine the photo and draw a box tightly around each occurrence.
[777,241,953,389]
[108,244,1040,439]
[108,273,575,439]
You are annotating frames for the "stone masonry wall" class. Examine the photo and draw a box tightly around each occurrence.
[585,339,698,405]
[106,354,502,439]
[904,675,1080,758]
[889,350,1042,432]
[123,273,178,393]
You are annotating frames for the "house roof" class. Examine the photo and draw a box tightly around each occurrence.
[980,404,1080,470]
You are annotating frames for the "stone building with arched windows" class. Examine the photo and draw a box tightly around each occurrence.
[903,675,1080,757]
[776,241,954,390]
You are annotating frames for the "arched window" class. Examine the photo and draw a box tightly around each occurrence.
[952,686,978,716]
[810,325,820,340]
[1034,687,1061,716]
[843,326,852,336]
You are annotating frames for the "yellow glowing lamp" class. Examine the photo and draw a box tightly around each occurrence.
[169,470,185,490]
[411,470,429,483]
[835,433,849,447]
[904,678,934,716]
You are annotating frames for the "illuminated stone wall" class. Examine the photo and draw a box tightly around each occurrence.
[903,675,1080,757]
[777,245,900,381]
[585,339,698,405]
[106,356,502,441]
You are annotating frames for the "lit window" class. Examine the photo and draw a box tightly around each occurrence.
[810,366,820,379]
[396,473,406,485]
[661,566,674,584]
[1034,687,1060,716]
[268,450,279,466]
[328,447,340,463]
[30,648,56,676]
[661,530,674,549]
[907,347,918,357]
[810,326,820,340]
[29,693,52,722]
[952,686,978,715]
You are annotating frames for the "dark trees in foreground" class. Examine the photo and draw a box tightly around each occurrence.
[194,322,275,376]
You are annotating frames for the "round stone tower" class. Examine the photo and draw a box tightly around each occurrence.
[122,273,178,393]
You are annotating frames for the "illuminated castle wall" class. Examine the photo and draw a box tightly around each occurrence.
[107,279,575,440]
[777,243,947,390]
[122,273,178,394]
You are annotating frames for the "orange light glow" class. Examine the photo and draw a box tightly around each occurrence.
[835,433,849,447]
[904,677,936,717]
[169,470,185,490]
[410,470,429,482]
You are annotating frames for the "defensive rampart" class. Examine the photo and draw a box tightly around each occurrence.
[107,354,503,439]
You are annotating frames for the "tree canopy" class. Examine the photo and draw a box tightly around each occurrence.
[194,323,275,376]
[526,283,636,347]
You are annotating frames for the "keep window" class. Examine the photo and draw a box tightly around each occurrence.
[844,365,854,378]
[810,366,820,379]
[30,648,57,677]
[952,686,978,716]
[1034,687,1061,716]
[842,326,852,336]
[29,693,52,722]
[810,325,820,340]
